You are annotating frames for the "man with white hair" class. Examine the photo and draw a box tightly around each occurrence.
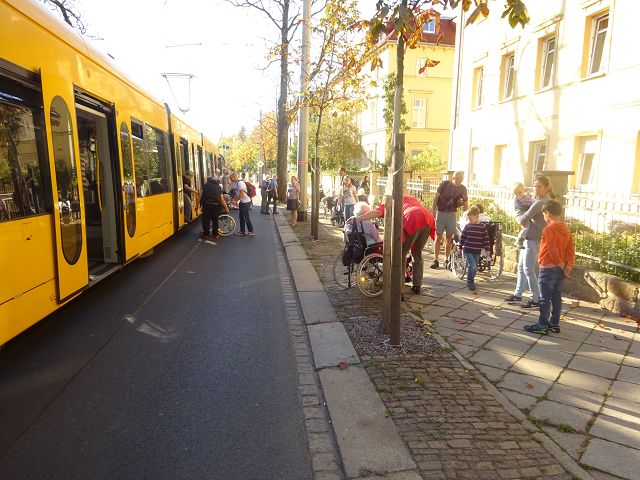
[431,171,468,269]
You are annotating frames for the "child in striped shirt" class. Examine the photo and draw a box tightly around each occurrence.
[459,205,490,291]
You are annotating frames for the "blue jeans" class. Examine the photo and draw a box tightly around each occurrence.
[344,203,354,222]
[464,252,479,286]
[239,201,253,233]
[514,239,541,302]
[537,267,565,328]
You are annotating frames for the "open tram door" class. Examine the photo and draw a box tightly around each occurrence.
[73,91,122,283]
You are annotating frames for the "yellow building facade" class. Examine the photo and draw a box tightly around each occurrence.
[359,20,456,170]
[450,0,640,192]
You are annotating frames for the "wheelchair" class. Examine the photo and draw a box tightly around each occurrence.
[332,219,412,298]
[449,221,504,281]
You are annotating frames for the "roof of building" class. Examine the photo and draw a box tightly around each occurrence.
[384,17,456,46]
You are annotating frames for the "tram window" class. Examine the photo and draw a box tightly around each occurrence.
[146,125,170,195]
[120,122,136,237]
[131,119,148,197]
[51,96,82,265]
[0,83,51,222]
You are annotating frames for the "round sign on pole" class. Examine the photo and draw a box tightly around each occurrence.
[258,161,264,167]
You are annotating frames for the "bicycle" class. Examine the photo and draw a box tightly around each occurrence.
[449,221,504,280]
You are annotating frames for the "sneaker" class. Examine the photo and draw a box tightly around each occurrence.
[411,286,421,294]
[235,232,246,236]
[504,295,522,303]
[467,283,476,291]
[524,324,548,334]
[247,232,255,237]
[445,260,451,269]
[212,235,220,241]
[404,275,412,283]
[430,260,439,269]
[549,326,561,333]
[521,300,541,309]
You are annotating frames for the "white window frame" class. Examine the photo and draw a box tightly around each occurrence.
[540,36,556,89]
[469,147,479,184]
[368,99,377,130]
[502,53,515,100]
[588,12,609,76]
[576,136,598,188]
[473,67,484,108]
[531,141,547,183]
[423,19,436,33]
[411,98,427,128]
[416,58,427,77]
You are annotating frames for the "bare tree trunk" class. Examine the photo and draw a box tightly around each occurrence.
[277,12,290,203]
[385,0,407,346]
[311,109,323,240]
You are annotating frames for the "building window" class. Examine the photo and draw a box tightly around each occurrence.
[368,99,377,129]
[501,53,515,100]
[529,141,547,184]
[493,145,508,184]
[416,58,427,77]
[576,136,598,188]
[469,147,479,184]
[472,67,483,108]
[588,12,609,76]
[411,99,426,128]
[423,19,436,33]
[540,36,556,89]
[410,149,423,158]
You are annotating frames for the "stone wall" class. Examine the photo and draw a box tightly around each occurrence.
[502,245,640,320]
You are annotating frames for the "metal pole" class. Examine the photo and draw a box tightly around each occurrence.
[296,0,311,221]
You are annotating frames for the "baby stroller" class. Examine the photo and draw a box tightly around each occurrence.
[450,221,504,280]
[330,198,345,228]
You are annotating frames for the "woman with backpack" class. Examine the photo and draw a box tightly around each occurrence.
[287,175,301,226]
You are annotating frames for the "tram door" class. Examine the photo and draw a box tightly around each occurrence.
[197,146,205,187]
[75,100,121,281]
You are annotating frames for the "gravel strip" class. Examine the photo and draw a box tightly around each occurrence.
[343,313,442,358]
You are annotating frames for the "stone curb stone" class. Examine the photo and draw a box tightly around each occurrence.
[289,259,324,292]
[299,291,338,325]
[581,437,640,480]
[319,366,416,479]
[308,323,360,369]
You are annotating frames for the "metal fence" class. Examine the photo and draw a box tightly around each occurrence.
[376,177,640,281]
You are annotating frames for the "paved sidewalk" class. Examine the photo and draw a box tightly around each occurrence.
[286,214,639,480]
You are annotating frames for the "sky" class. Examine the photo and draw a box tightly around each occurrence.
[74,0,377,142]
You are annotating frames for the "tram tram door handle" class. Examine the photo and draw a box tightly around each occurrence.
[22,222,32,241]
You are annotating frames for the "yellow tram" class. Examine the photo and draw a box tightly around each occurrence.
[0,0,221,346]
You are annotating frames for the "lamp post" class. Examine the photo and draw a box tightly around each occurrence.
[296,0,311,222]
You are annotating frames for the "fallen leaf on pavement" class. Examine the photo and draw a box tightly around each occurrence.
[456,319,472,325]
[338,362,348,370]
[525,383,534,389]
[597,322,606,329]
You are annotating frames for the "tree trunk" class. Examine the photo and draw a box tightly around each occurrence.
[277,13,289,203]
[385,2,407,346]
[311,110,323,240]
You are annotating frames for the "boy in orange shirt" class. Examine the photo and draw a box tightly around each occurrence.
[524,200,575,334]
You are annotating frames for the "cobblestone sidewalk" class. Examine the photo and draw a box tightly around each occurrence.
[292,219,581,480]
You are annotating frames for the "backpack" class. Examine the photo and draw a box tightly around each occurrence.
[246,182,256,198]
[341,221,366,266]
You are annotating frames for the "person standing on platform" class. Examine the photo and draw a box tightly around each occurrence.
[183,170,197,223]
[236,176,255,236]
[268,174,279,215]
[287,175,301,226]
[200,177,228,240]
[431,171,468,269]
[260,175,271,214]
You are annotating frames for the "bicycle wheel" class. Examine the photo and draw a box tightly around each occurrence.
[218,214,236,236]
[450,249,467,280]
[332,253,355,288]
[487,252,504,280]
[356,252,384,297]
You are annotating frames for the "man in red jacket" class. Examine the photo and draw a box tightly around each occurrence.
[354,195,435,294]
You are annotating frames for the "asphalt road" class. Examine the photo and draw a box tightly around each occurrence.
[0,209,312,480]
